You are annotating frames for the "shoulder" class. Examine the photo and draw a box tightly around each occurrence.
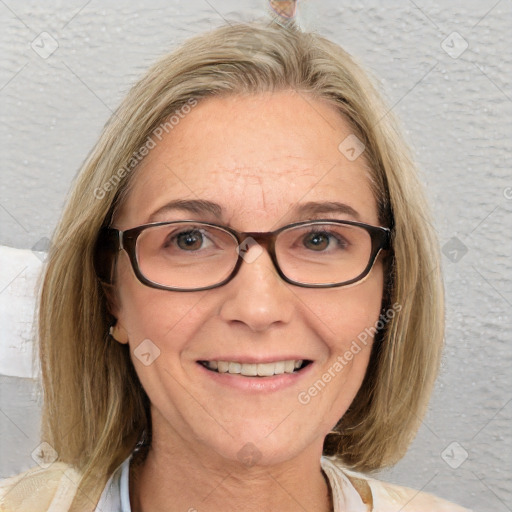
[322,456,472,512]
[360,472,473,512]
[0,463,82,512]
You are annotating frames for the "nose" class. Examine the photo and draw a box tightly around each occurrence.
[218,243,294,333]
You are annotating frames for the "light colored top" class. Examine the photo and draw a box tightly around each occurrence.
[94,455,131,511]
[0,453,472,511]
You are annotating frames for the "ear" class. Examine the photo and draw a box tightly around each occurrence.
[110,321,129,345]
[102,283,129,344]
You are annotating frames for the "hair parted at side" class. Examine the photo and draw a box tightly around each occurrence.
[35,19,444,509]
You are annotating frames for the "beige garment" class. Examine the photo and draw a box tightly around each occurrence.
[0,455,472,512]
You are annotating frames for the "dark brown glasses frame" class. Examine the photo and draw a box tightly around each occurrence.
[94,219,391,292]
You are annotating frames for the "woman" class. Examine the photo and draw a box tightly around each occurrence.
[0,21,471,511]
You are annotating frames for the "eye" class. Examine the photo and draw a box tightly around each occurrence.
[302,230,346,251]
[168,229,211,251]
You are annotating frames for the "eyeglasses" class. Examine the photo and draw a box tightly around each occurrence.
[94,219,391,292]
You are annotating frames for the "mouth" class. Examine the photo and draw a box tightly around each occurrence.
[198,359,312,377]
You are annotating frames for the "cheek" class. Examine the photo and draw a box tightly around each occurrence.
[294,269,384,433]
[301,264,385,354]
[114,252,208,345]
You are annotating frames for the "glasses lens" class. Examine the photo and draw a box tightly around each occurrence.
[136,223,238,289]
[276,222,373,285]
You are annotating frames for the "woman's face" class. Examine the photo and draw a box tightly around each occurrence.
[112,91,384,466]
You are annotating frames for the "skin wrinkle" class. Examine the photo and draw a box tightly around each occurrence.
[140,160,362,230]
[26,24,451,512]
[110,91,384,512]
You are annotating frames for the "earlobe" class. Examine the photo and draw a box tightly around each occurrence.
[102,283,128,344]
[109,322,129,344]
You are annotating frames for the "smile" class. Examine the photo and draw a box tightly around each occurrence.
[199,360,311,377]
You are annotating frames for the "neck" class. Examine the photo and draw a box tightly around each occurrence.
[129,438,333,512]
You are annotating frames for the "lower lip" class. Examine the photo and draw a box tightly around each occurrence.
[196,362,314,393]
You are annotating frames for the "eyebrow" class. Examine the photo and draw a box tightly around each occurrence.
[293,201,360,220]
[148,199,222,222]
[147,199,360,223]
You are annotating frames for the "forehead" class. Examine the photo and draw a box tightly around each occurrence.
[116,91,378,229]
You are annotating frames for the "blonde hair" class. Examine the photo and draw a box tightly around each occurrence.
[36,20,444,508]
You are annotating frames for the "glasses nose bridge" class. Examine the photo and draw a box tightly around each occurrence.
[231,229,284,285]
[238,230,279,260]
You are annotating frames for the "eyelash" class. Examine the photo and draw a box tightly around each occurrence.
[163,227,349,253]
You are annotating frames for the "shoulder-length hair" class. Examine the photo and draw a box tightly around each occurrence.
[36,20,443,508]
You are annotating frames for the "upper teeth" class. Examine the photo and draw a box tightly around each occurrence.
[205,360,303,376]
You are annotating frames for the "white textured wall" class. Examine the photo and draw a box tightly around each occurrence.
[1,1,511,510]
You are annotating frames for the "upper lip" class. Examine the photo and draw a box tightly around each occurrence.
[198,356,311,364]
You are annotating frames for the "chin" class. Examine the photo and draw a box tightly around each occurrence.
[193,421,323,469]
